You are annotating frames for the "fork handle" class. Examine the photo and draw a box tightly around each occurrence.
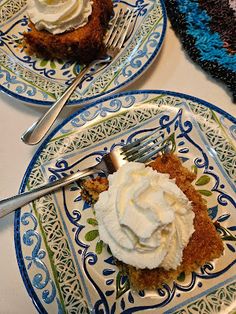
[21,65,90,146]
[21,57,111,146]
[0,167,98,218]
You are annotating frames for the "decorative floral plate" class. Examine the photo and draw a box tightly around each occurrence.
[14,90,236,313]
[0,0,166,107]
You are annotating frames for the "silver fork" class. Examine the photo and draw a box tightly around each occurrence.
[21,8,134,146]
[0,128,167,218]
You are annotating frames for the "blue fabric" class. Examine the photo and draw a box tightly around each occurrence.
[177,0,236,72]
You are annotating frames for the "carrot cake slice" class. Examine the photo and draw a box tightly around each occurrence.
[23,0,113,63]
[81,153,224,290]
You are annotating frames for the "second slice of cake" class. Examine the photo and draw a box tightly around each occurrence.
[23,0,113,63]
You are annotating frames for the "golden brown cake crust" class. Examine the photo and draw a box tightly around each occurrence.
[23,0,113,63]
[81,154,224,290]
[124,154,224,290]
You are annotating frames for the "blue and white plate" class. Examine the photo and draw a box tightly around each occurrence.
[15,90,236,313]
[0,0,166,106]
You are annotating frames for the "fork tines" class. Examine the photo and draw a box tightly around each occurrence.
[121,128,168,163]
[105,8,135,49]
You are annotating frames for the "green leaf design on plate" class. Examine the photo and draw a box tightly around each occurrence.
[50,60,56,69]
[40,59,48,67]
[177,272,185,282]
[85,229,99,241]
[87,218,98,226]
[95,240,103,254]
[191,165,198,175]
[198,190,212,196]
[116,271,130,299]
[57,59,64,64]
[195,175,211,186]
[162,133,176,153]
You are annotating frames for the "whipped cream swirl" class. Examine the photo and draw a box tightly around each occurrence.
[95,162,195,270]
[27,0,93,34]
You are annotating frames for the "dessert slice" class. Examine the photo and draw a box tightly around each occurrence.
[23,0,113,63]
[81,154,224,290]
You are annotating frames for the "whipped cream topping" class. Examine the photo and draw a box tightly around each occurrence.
[95,162,195,270]
[27,0,93,34]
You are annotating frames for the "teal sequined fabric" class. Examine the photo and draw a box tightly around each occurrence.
[165,0,236,102]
